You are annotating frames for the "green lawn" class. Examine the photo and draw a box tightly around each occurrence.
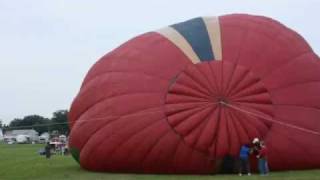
[0,143,319,180]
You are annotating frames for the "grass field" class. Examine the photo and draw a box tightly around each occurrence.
[0,143,320,180]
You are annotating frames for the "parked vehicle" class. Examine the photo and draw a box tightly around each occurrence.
[39,132,50,143]
[16,134,30,143]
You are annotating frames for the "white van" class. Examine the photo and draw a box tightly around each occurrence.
[16,135,30,143]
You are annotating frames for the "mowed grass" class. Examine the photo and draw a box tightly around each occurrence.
[0,143,320,180]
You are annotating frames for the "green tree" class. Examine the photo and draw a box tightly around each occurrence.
[51,110,69,135]
[9,115,50,134]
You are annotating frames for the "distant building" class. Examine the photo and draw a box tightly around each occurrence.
[4,129,39,143]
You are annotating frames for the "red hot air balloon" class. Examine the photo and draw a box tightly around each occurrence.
[68,14,320,173]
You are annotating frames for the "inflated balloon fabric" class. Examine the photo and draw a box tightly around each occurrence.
[68,14,320,173]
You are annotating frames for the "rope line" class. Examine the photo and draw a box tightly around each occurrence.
[220,101,320,136]
[1,108,165,130]
[2,122,69,130]
[3,102,320,136]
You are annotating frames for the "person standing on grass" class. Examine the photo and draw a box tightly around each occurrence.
[238,144,251,176]
[252,138,261,156]
[61,143,65,155]
[45,142,51,159]
[257,141,269,175]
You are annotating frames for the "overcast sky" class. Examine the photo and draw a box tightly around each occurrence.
[0,0,319,124]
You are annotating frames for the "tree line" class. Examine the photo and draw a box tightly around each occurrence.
[0,110,69,135]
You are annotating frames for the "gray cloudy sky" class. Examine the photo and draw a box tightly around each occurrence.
[0,0,319,124]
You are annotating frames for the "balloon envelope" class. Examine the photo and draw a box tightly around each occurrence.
[68,14,320,173]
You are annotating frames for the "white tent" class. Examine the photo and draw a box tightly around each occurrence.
[16,134,29,143]
[0,128,3,141]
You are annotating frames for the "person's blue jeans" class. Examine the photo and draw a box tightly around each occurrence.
[265,161,269,174]
[258,158,267,175]
[239,157,250,174]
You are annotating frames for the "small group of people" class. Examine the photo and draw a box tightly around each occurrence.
[43,141,69,159]
[238,137,269,176]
